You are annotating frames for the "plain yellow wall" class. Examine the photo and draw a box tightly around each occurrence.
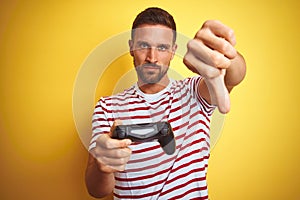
[1,0,299,200]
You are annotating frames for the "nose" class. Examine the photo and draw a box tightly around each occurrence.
[146,47,158,63]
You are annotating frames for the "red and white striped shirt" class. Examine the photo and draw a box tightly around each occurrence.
[90,76,215,199]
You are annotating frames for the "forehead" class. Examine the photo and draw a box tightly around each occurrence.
[133,24,174,44]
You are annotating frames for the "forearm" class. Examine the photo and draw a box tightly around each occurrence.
[224,52,246,92]
[85,154,115,198]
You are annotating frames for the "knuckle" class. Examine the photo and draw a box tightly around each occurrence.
[115,150,123,158]
[183,57,188,66]
[196,28,207,40]
[202,19,219,28]
[224,59,231,68]
[105,139,114,149]
[220,41,230,53]
[183,56,198,74]
[127,148,132,155]
[92,145,104,156]
[118,165,126,171]
[210,51,223,67]
[96,134,111,148]
[118,148,131,158]
[96,157,105,165]
[202,20,211,28]
[92,148,100,157]
[227,28,235,38]
[209,51,230,69]
[183,53,191,64]
[119,157,127,164]
[187,40,196,50]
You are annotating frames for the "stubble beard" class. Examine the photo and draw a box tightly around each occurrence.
[134,61,169,84]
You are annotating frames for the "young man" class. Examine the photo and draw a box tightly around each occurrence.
[85,7,246,199]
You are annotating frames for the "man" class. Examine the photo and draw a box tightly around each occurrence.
[85,7,246,199]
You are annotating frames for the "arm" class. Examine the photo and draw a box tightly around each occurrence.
[85,152,116,198]
[85,121,132,198]
[224,52,246,92]
[184,20,246,113]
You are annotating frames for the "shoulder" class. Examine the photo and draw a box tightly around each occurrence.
[97,85,136,103]
[171,76,203,90]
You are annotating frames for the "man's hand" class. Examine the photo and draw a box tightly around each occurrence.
[92,120,132,173]
[184,20,237,77]
[183,20,238,113]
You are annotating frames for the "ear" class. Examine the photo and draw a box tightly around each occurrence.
[128,40,134,56]
[170,44,178,60]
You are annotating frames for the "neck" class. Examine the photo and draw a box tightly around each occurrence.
[137,77,170,94]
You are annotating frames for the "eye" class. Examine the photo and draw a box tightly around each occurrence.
[139,42,150,49]
[157,45,169,52]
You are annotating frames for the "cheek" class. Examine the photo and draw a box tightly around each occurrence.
[160,53,174,64]
[133,52,146,63]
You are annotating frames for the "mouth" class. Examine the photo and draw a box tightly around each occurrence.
[142,64,161,70]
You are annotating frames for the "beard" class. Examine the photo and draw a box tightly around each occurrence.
[134,61,169,84]
[135,64,168,84]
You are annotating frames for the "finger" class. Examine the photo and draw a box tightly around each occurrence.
[196,28,237,59]
[187,39,231,69]
[96,146,132,159]
[184,51,221,79]
[97,134,131,149]
[96,156,129,172]
[202,20,236,46]
[105,164,126,172]
[97,161,122,173]
[98,153,131,166]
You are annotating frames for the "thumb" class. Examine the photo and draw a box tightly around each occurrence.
[109,119,123,137]
[206,69,230,114]
[215,75,230,114]
[109,120,132,148]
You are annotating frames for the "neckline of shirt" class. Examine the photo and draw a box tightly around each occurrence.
[135,79,174,101]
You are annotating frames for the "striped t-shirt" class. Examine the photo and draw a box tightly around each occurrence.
[90,76,215,199]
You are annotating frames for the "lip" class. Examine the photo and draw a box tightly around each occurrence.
[144,66,159,69]
[142,64,160,69]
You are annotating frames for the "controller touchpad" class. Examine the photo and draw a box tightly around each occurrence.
[131,128,155,135]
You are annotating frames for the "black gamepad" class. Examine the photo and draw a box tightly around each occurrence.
[112,122,176,155]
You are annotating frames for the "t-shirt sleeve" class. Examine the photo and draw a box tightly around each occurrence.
[189,76,216,116]
[89,98,111,151]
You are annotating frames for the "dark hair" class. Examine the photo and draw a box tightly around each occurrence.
[131,7,177,43]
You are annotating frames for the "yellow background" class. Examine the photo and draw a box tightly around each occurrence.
[1,0,299,200]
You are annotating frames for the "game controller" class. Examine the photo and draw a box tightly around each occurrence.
[112,122,176,155]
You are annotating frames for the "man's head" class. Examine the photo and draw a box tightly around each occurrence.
[129,7,178,85]
[131,7,177,44]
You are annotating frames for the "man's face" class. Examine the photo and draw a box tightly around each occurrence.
[129,24,177,84]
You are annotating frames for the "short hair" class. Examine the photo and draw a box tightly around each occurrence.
[131,7,177,43]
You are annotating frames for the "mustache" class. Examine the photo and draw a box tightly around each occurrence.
[139,63,162,68]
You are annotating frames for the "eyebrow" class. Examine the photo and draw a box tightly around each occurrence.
[136,40,172,48]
